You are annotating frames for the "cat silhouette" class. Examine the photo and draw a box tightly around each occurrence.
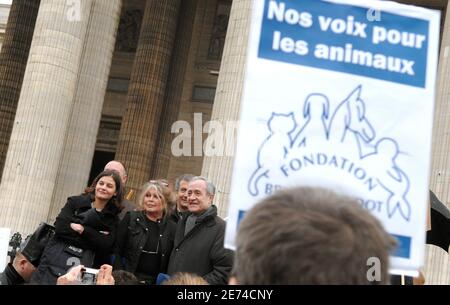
[248,112,297,196]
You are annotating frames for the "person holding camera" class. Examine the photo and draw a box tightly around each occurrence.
[30,170,124,285]
[114,180,177,284]
[56,264,115,285]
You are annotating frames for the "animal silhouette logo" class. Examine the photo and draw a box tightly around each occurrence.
[247,85,411,222]
[247,112,297,196]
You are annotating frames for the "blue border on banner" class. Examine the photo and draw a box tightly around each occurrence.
[237,210,247,229]
[258,0,429,88]
[391,234,411,258]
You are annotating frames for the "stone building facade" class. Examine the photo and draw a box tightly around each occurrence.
[0,0,447,283]
[0,4,9,51]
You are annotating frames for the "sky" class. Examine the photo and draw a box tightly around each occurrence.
[0,0,11,4]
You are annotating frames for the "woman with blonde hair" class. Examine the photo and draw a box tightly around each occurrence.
[114,180,177,284]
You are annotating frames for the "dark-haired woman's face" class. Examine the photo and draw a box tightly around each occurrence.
[95,176,117,201]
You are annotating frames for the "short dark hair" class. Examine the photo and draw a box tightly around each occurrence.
[111,270,139,285]
[175,174,195,191]
[233,186,397,285]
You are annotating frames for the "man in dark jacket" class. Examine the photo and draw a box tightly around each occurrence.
[167,177,234,285]
[0,234,43,285]
[0,252,34,285]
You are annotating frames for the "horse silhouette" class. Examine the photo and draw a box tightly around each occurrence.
[328,85,375,145]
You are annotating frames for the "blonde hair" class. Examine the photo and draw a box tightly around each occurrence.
[162,272,209,285]
[135,180,174,216]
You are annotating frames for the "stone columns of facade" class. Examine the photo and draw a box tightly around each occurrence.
[150,0,197,180]
[200,0,252,218]
[0,0,40,179]
[47,0,122,224]
[424,3,450,285]
[0,0,93,234]
[115,0,181,190]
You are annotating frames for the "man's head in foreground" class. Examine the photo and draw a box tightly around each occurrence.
[230,186,397,285]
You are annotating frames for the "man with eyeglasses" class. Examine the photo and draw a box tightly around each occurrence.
[167,176,234,285]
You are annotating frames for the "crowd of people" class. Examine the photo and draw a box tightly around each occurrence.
[0,160,417,285]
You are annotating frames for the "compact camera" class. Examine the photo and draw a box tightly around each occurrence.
[80,267,99,285]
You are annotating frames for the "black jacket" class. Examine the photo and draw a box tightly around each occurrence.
[30,195,120,284]
[114,211,176,279]
[167,205,234,285]
[118,199,136,221]
[168,209,187,223]
[54,194,120,252]
[0,264,24,285]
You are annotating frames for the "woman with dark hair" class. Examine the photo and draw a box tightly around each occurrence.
[114,180,176,284]
[31,170,124,284]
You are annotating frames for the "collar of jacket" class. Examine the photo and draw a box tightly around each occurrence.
[77,194,120,216]
[174,206,218,246]
[134,211,168,230]
[2,263,25,285]
[197,205,218,223]
[186,205,218,226]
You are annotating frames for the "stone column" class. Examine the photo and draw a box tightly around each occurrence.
[0,0,40,179]
[150,0,198,180]
[0,0,92,234]
[201,0,252,218]
[47,0,122,224]
[425,3,450,285]
[115,0,181,190]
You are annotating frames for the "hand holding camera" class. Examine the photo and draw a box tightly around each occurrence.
[56,265,85,285]
[95,264,115,285]
[56,264,114,285]
[80,267,99,285]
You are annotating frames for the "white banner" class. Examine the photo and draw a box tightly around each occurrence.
[0,228,10,271]
[225,0,440,275]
